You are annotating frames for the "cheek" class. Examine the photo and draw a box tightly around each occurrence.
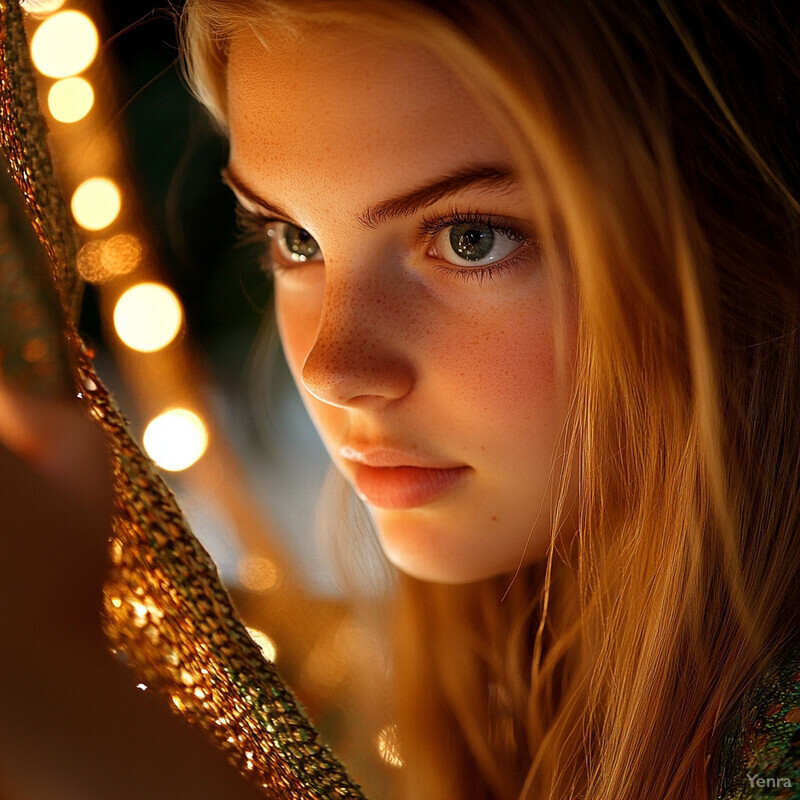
[273,280,348,444]
[275,270,576,467]
[273,281,321,383]
[425,293,568,439]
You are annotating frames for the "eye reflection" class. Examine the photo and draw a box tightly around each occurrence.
[270,222,322,263]
[449,223,496,262]
[432,220,525,268]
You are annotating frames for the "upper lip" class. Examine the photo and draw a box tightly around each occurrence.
[339,443,466,470]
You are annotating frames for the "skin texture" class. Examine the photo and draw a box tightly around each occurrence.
[225,22,579,584]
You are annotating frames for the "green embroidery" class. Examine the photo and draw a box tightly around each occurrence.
[717,640,800,799]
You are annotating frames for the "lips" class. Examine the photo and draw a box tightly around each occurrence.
[340,444,470,509]
[352,464,470,509]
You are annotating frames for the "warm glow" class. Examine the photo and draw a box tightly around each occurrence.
[102,233,143,276]
[143,409,208,472]
[113,282,182,352]
[302,641,346,692]
[377,725,404,768]
[238,555,280,592]
[76,240,105,283]
[21,0,66,16]
[48,77,94,122]
[246,628,277,662]
[77,233,143,284]
[71,177,121,231]
[30,11,99,78]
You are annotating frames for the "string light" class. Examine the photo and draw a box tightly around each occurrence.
[143,409,208,472]
[237,555,280,592]
[71,177,122,231]
[302,640,347,692]
[102,233,143,277]
[113,282,183,352]
[30,11,98,78]
[78,234,143,284]
[48,76,94,123]
[77,240,110,283]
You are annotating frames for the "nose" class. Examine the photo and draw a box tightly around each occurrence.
[300,268,416,408]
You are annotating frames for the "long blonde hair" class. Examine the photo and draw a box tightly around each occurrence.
[180,2,800,798]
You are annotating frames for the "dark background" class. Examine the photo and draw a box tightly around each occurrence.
[83,0,273,361]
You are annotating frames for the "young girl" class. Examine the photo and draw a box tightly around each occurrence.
[2,0,799,798]
[179,0,800,797]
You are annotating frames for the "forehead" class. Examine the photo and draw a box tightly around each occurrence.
[225,22,514,219]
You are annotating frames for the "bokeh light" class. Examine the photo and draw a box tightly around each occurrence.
[238,555,280,592]
[143,409,208,472]
[76,240,107,283]
[30,11,99,78]
[71,177,122,231]
[302,639,347,693]
[79,233,143,284]
[48,77,94,123]
[246,627,277,662]
[377,725,404,768]
[103,233,143,277]
[113,282,182,352]
[21,0,66,16]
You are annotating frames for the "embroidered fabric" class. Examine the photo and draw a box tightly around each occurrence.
[716,639,800,799]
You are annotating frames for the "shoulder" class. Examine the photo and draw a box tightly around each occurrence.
[716,638,800,799]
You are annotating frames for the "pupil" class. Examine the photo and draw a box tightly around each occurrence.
[450,224,494,261]
[284,224,319,261]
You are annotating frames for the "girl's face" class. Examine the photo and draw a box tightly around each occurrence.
[225,22,578,584]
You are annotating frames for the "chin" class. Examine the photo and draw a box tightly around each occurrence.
[378,530,506,585]
[376,514,553,585]
[390,558,495,584]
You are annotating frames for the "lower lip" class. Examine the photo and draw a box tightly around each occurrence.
[353,464,470,510]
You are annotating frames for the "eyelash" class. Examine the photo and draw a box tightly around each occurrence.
[234,202,538,284]
[234,203,282,274]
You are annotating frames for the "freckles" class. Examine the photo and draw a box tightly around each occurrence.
[427,297,561,419]
[473,341,557,422]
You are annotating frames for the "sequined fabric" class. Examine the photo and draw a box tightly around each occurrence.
[0,2,78,324]
[0,2,365,797]
[716,639,800,799]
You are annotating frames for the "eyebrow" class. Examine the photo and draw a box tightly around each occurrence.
[222,165,293,220]
[222,163,517,229]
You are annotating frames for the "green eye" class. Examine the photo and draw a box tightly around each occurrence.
[270,223,322,263]
[448,223,496,262]
[434,221,523,267]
